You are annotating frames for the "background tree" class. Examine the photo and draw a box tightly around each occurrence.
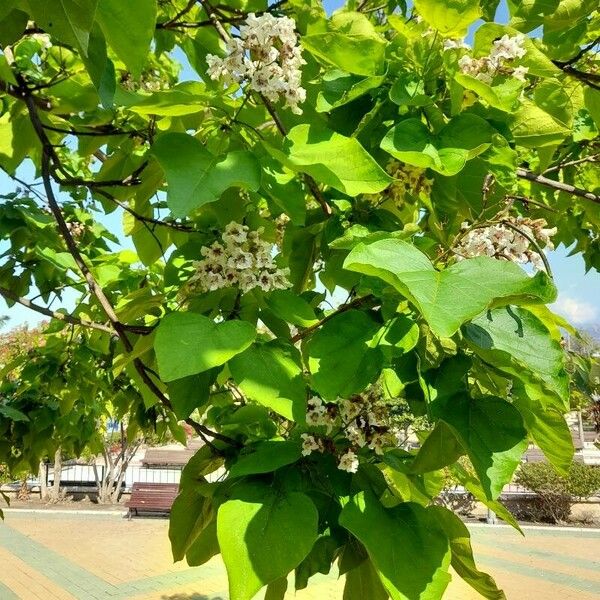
[1,0,599,598]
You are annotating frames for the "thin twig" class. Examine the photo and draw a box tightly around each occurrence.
[516,168,600,204]
[543,154,599,174]
[290,296,376,343]
[95,189,196,232]
[0,286,114,334]
[553,37,600,67]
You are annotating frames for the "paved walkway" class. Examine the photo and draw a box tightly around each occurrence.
[0,511,599,599]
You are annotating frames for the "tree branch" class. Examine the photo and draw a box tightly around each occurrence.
[94,189,196,232]
[553,37,600,67]
[516,168,600,205]
[543,154,599,174]
[290,295,377,343]
[0,286,114,334]
[199,0,332,217]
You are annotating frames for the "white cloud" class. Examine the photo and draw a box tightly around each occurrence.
[552,296,598,325]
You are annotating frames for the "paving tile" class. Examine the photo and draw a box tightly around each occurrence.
[1,512,600,599]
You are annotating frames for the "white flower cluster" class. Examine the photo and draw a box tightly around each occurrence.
[188,222,291,293]
[304,392,393,473]
[206,13,306,114]
[456,216,557,270]
[457,34,529,84]
[443,38,470,51]
[66,221,85,238]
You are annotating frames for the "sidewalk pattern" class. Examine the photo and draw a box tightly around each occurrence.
[0,511,599,599]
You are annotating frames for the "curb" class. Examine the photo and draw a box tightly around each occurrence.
[468,522,600,533]
[2,508,128,516]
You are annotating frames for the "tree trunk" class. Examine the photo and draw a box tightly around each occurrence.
[48,448,63,502]
[38,461,48,501]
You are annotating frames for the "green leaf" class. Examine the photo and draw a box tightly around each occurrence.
[305,310,384,400]
[431,506,506,600]
[180,445,224,490]
[339,490,451,600]
[411,421,464,474]
[511,100,570,147]
[449,462,522,531]
[155,313,255,382]
[463,307,569,406]
[373,315,420,356]
[301,12,386,76]
[0,9,28,47]
[96,0,157,78]
[454,73,522,113]
[217,481,318,600]
[584,88,600,129]
[0,54,17,85]
[0,405,29,422]
[229,341,306,421]
[266,124,392,197]
[122,82,209,115]
[511,382,574,476]
[151,133,261,218]
[381,119,466,176]
[186,519,220,566]
[389,73,432,107]
[317,70,385,112]
[344,558,389,600]
[265,578,288,600]
[437,396,528,500]
[295,535,338,590]
[83,24,116,108]
[265,290,318,327]
[413,0,483,37]
[344,239,556,338]
[381,115,495,176]
[508,0,559,31]
[228,440,302,479]
[542,0,598,31]
[167,370,215,420]
[26,0,98,55]
[169,488,213,562]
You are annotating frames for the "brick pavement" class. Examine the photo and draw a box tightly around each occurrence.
[0,511,599,599]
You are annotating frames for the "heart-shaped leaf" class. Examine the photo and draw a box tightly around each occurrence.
[155,313,256,381]
[344,239,556,338]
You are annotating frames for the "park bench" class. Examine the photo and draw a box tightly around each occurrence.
[126,482,179,519]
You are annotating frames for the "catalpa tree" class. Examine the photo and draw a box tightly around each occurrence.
[0,0,599,598]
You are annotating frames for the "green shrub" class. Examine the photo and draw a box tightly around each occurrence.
[515,462,600,523]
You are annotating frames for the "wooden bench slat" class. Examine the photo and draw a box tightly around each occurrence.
[126,482,179,517]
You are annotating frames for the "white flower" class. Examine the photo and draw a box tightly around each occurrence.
[513,65,529,81]
[368,433,386,455]
[301,433,322,456]
[455,216,555,270]
[206,13,306,114]
[443,38,470,51]
[457,34,527,86]
[338,450,359,473]
[490,34,527,63]
[346,424,366,448]
[340,398,362,421]
[188,222,291,294]
[223,221,249,245]
[227,249,254,270]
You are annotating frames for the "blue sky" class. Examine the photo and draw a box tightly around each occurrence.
[1,0,598,329]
